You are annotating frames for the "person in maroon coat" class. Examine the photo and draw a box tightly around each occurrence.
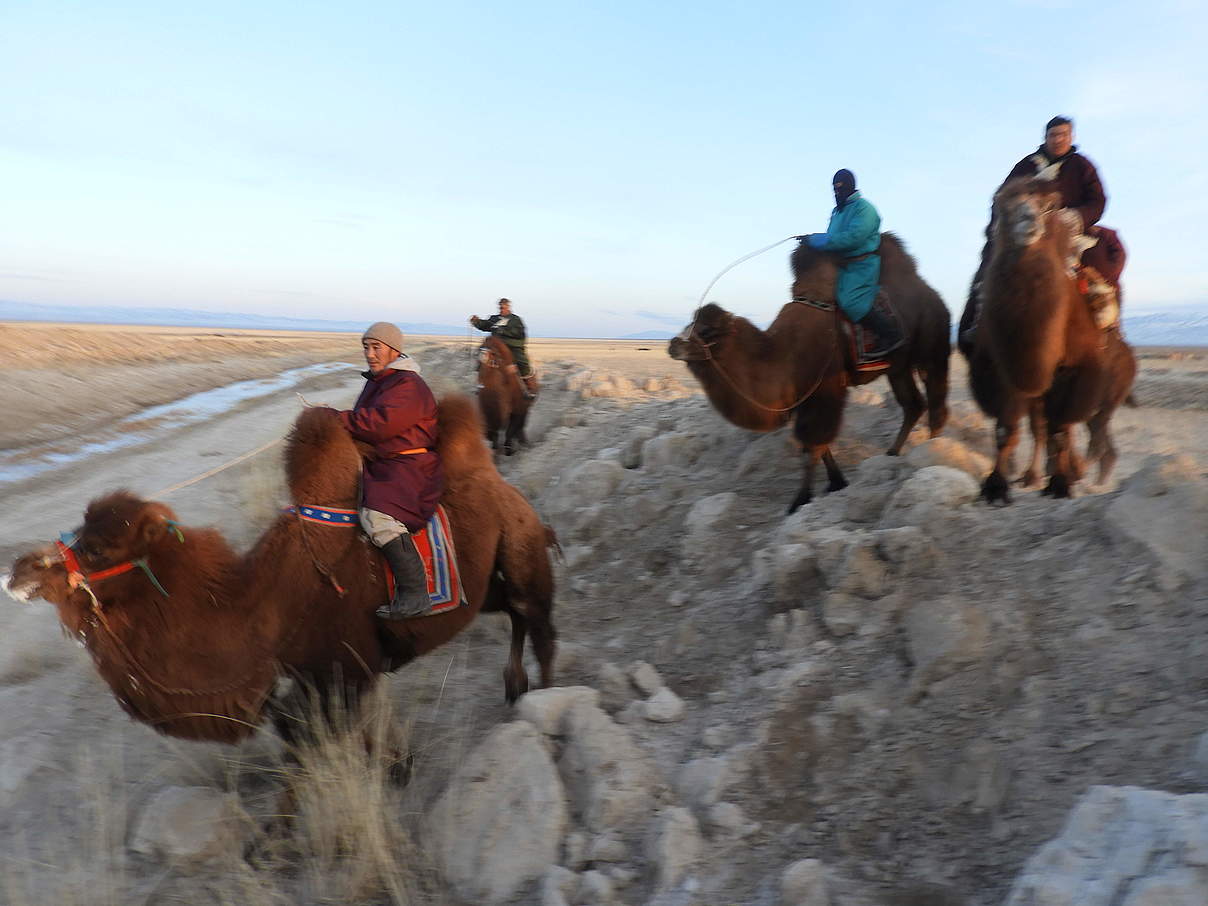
[339,321,443,619]
[960,116,1125,351]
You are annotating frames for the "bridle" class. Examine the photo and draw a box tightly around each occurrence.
[50,535,172,606]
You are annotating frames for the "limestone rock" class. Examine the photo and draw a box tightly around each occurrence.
[643,687,686,723]
[426,721,568,904]
[558,701,659,832]
[781,858,831,906]
[641,432,705,469]
[903,596,991,700]
[517,686,602,736]
[629,660,664,696]
[129,786,241,866]
[904,436,993,478]
[880,465,979,528]
[646,806,702,892]
[1106,454,1208,590]
[1005,785,1208,906]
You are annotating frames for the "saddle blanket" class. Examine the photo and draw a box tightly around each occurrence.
[385,505,467,616]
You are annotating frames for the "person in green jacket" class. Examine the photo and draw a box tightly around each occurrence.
[470,298,536,398]
[797,169,903,357]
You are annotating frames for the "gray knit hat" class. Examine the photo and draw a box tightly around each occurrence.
[362,321,404,352]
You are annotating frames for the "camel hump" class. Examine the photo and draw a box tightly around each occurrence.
[436,393,493,474]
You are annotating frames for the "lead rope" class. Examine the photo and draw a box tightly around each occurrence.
[688,236,799,336]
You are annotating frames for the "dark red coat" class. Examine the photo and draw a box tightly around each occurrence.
[1006,145,1106,228]
[339,364,442,532]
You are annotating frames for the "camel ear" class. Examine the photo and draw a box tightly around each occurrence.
[136,502,179,550]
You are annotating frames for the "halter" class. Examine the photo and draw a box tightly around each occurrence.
[53,537,172,602]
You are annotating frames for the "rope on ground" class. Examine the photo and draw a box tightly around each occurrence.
[149,437,284,498]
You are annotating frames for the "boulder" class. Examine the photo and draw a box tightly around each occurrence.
[426,721,568,904]
[129,786,242,867]
[558,701,659,832]
[646,807,702,892]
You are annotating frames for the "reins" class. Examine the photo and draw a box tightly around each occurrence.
[682,234,841,414]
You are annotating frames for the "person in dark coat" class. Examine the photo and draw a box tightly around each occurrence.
[470,298,536,398]
[960,116,1123,350]
[338,321,443,619]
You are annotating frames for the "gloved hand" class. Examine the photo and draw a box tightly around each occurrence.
[807,233,828,249]
[469,315,479,324]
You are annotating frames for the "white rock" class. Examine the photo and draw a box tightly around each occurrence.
[426,721,568,904]
[707,802,757,836]
[129,786,241,866]
[630,660,664,695]
[576,870,614,904]
[641,432,705,469]
[904,596,992,700]
[1106,454,1208,590]
[781,858,831,906]
[677,756,730,809]
[1005,785,1208,906]
[558,701,659,832]
[880,465,980,528]
[541,866,577,906]
[904,436,992,478]
[643,687,686,723]
[517,686,602,736]
[646,807,702,892]
[588,831,628,863]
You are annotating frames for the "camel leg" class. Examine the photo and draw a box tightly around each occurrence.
[1019,400,1046,487]
[885,368,925,455]
[503,609,531,704]
[982,396,1026,505]
[923,358,950,437]
[788,448,820,513]
[821,448,848,493]
[1086,409,1118,485]
[1043,426,1076,498]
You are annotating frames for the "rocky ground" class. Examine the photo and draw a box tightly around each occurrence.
[1,325,1207,905]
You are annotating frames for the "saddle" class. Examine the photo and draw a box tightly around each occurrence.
[847,290,900,373]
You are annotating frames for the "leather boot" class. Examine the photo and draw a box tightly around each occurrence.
[858,307,905,358]
[375,535,431,620]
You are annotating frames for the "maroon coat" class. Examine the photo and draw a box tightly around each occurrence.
[1005,145,1106,228]
[339,363,442,532]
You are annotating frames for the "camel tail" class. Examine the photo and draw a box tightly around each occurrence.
[436,393,493,474]
[544,524,564,563]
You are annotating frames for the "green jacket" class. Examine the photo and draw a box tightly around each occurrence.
[817,191,882,321]
[472,313,531,373]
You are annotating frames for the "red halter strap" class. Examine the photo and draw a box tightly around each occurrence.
[55,539,139,583]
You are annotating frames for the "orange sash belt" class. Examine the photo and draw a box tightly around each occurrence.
[392,447,430,455]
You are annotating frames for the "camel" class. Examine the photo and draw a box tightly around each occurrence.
[669,233,950,512]
[962,178,1137,502]
[6,394,557,745]
[476,334,534,456]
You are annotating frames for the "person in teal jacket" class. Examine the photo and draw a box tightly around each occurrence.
[797,169,903,357]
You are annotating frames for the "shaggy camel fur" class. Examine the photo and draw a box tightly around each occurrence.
[669,233,950,512]
[963,178,1136,502]
[477,334,533,456]
[7,395,557,745]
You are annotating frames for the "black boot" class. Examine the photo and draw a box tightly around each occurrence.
[375,535,431,620]
[858,307,904,358]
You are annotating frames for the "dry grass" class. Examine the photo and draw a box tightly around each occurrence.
[2,685,442,906]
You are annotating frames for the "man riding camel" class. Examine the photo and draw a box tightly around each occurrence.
[470,298,537,399]
[796,169,904,359]
[960,116,1126,352]
[338,321,442,620]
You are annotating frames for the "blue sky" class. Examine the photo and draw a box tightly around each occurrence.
[2,0,1205,338]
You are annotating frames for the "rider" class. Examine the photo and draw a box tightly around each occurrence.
[960,115,1124,349]
[797,169,903,358]
[338,322,442,620]
[470,298,537,399]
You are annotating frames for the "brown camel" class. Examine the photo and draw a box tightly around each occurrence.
[476,334,534,456]
[963,177,1136,502]
[6,394,557,745]
[669,233,950,512]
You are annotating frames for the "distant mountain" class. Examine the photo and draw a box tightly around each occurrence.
[1120,310,1208,347]
[0,300,466,336]
[620,330,674,340]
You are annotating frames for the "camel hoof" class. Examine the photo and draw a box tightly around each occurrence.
[504,670,530,705]
[389,751,415,787]
[786,491,812,513]
[885,447,901,457]
[825,477,849,494]
[981,471,1011,505]
[1044,475,1072,498]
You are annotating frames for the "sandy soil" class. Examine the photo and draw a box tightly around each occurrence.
[1,322,1207,905]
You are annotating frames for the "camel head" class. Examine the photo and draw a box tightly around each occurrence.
[7,543,76,607]
[992,178,1065,251]
[789,242,842,304]
[285,406,362,507]
[76,491,181,568]
[669,303,735,363]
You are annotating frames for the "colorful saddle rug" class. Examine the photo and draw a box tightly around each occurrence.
[285,503,466,617]
[384,505,466,616]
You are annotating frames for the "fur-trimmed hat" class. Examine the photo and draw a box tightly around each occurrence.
[362,321,404,352]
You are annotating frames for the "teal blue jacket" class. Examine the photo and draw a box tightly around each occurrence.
[815,191,882,321]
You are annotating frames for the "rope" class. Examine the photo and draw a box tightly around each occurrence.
[688,235,799,334]
[149,437,284,498]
